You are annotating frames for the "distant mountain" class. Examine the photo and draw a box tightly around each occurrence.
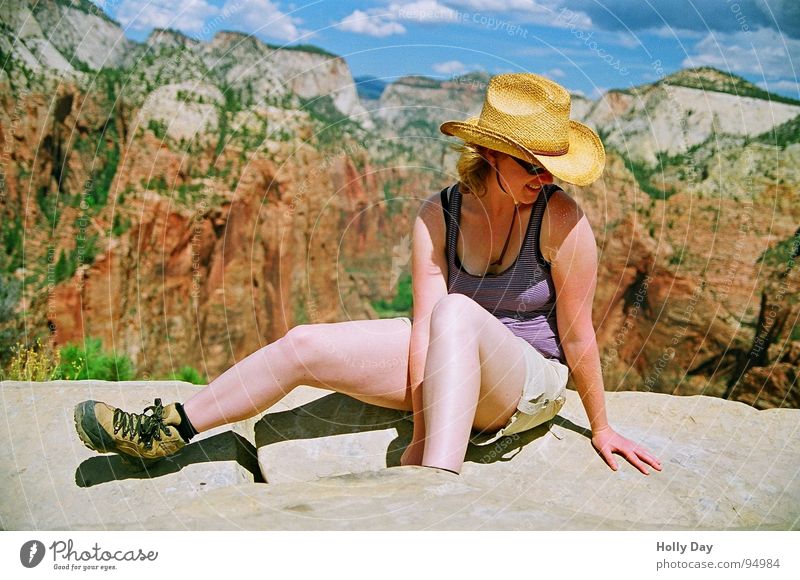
[0,1,369,125]
[573,67,800,167]
[660,67,800,106]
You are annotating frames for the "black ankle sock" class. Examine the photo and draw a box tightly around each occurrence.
[175,403,199,442]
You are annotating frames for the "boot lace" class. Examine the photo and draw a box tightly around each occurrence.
[112,398,173,450]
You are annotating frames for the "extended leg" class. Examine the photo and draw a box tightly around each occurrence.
[75,318,413,461]
[184,317,413,431]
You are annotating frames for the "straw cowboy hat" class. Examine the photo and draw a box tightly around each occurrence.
[440,73,605,186]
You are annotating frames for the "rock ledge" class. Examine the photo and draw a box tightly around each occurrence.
[1,381,797,530]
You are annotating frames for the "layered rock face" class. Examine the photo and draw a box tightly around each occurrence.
[0,2,798,410]
[0,0,134,73]
[0,2,426,378]
[583,85,800,164]
[1,89,419,376]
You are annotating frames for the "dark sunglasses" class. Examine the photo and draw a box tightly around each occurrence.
[510,156,547,176]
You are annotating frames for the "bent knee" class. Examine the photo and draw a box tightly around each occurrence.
[431,294,480,332]
[279,324,331,375]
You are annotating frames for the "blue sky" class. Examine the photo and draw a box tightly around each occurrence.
[94,0,800,99]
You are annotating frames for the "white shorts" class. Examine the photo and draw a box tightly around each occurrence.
[490,336,569,438]
[396,317,569,443]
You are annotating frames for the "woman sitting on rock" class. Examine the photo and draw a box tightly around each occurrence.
[75,73,662,476]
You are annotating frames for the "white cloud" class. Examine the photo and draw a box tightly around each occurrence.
[336,1,461,37]
[335,0,595,38]
[337,10,407,37]
[221,0,305,43]
[546,67,566,77]
[116,0,219,33]
[447,0,553,14]
[683,27,800,79]
[611,32,641,49]
[432,60,468,74]
[651,25,706,40]
[112,0,304,42]
[449,0,592,29]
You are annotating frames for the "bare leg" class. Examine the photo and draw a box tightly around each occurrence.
[421,294,528,473]
[183,318,413,432]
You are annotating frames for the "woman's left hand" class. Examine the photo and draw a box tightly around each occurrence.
[591,426,662,475]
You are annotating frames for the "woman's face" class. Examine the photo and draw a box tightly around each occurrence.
[487,150,553,203]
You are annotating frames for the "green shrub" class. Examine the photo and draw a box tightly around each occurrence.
[0,46,12,75]
[3,339,60,381]
[619,154,676,200]
[279,44,338,58]
[54,249,75,283]
[669,251,684,266]
[299,95,363,149]
[757,229,800,269]
[36,185,60,225]
[372,272,413,317]
[0,272,22,366]
[148,119,167,139]
[2,217,23,272]
[166,365,207,385]
[55,337,135,381]
[73,233,100,268]
[111,213,132,236]
[755,114,800,149]
[87,134,120,208]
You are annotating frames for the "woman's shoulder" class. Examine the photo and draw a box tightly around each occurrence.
[417,184,459,222]
[544,185,581,214]
[413,187,450,243]
[540,186,587,264]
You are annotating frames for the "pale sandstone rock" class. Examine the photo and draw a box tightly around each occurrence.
[0,1,132,72]
[0,381,260,530]
[135,82,224,143]
[146,29,201,52]
[201,31,372,127]
[579,85,800,164]
[269,50,374,129]
[0,3,66,73]
[2,382,797,530]
[23,37,74,72]
[34,0,134,70]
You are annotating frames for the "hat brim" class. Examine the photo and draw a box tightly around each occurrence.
[440,117,605,187]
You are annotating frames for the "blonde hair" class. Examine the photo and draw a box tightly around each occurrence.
[453,142,491,198]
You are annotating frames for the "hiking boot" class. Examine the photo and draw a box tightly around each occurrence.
[74,398,187,462]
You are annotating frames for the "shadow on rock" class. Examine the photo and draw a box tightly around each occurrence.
[254,392,566,468]
[465,422,551,465]
[550,415,592,439]
[75,432,262,487]
[254,393,414,467]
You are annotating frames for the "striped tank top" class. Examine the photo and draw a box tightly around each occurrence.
[441,182,564,363]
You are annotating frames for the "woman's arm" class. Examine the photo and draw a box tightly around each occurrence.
[401,192,449,465]
[544,190,662,475]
